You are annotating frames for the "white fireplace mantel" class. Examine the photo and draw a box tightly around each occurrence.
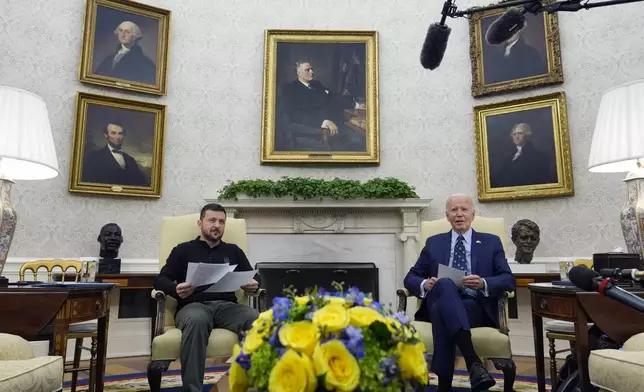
[203,197,433,307]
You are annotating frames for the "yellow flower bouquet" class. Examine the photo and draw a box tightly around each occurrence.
[229,284,429,392]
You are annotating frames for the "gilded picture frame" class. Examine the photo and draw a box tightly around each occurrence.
[78,0,171,96]
[69,92,167,198]
[260,29,380,164]
[474,91,573,202]
[469,0,563,98]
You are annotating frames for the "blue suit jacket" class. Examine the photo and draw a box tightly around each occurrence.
[403,229,516,328]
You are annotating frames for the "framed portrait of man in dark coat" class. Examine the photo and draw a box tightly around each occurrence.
[78,0,171,96]
[260,29,380,164]
[468,0,564,98]
[473,92,574,202]
[69,92,166,198]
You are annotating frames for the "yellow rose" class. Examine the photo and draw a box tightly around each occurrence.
[243,323,269,353]
[252,309,273,329]
[295,296,311,306]
[347,306,385,327]
[269,349,317,392]
[324,296,347,307]
[397,342,428,384]
[228,344,248,392]
[313,340,360,392]
[279,320,320,357]
[312,304,350,332]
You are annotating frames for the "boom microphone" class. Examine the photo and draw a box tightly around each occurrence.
[420,0,455,70]
[485,7,528,45]
[599,268,644,281]
[569,265,644,313]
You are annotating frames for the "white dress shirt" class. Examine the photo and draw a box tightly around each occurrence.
[419,228,489,298]
[108,144,126,169]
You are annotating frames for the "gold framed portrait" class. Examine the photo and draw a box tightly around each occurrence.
[78,0,171,96]
[69,92,167,198]
[469,0,563,98]
[260,29,380,164]
[474,91,573,202]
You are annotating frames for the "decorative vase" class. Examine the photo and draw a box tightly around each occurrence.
[620,174,644,259]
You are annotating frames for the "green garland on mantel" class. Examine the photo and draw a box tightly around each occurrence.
[217,177,419,200]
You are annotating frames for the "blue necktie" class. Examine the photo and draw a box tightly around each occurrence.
[454,235,476,297]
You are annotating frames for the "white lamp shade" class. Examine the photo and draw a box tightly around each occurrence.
[588,79,644,173]
[0,86,59,180]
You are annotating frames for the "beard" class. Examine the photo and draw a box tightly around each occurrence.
[201,228,222,243]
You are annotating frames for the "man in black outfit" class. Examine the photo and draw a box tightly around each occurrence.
[154,204,260,392]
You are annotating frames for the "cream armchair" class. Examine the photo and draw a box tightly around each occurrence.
[146,214,265,392]
[396,216,516,392]
[589,332,644,392]
[0,333,64,392]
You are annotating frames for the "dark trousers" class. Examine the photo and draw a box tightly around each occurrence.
[428,278,493,377]
[175,301,259,392]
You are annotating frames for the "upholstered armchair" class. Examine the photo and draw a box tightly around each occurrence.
[589,332,644,392]
[0,333,64,392]
[147,214,265,392]
[396,217,516,392]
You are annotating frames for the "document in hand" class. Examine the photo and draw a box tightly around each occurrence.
[438,264,466,288]
[205,270,257,293]
[186,262,237,287]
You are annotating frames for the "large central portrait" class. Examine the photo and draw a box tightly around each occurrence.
[260,30,380,164]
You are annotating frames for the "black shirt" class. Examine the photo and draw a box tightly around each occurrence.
[154,237,260,309]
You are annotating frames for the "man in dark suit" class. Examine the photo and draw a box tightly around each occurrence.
[82,122,149,187]
[483,21,548,85]
[94,21,156,85]
[490,122,557,188]
[275,60,366,152]
[404,194,516,392]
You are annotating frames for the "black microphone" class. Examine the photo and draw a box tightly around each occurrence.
[420,0,454,70]
[599,268,644,281]
[569,266,644,313]
[485,7,528,45]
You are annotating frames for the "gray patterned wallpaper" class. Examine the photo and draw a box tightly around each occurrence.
[1,0,644,259]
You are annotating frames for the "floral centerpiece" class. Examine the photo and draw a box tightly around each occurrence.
[229,283,430,392]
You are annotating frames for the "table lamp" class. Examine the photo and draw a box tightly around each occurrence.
[588,79,644,259]
[0,86,59,287]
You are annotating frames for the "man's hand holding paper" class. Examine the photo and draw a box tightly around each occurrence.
[437,263,466,288]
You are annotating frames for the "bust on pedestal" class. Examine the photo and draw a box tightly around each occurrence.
[98,223,123,274]
[511,219,540,264]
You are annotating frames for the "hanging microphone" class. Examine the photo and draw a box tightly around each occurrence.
[420,0,455,70]
[599,268,644,281]
[569,266,644,313]
[485,7,528,45]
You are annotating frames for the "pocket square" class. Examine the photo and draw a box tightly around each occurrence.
[476,240,481,244]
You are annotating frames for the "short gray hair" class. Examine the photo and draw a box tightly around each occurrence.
[114,21,143,41]
[295,60,311,73]
[511,123,532,137]
[445,193,473,211]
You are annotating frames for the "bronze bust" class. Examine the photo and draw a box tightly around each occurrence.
[511,219,540,264]
[97,223,123,260]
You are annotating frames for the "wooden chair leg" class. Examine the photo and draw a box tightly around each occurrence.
[89,336,98,392]
[548,337,558,385]
[491,358,516,392]
[147,360,172,392]
[70,338,83,392]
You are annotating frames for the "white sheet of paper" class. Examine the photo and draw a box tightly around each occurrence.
[205,270,257,293]
[186,262,237,286]
[438,264,466,288]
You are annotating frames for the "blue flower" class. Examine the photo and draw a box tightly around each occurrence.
[236,350,251,371]
[305,312,314,321]
[269,325,281,346]
[272,297,292,321]
[346,287,366,306]
[368,301,383,312]
[391,311,409,325]
[379,356,399,385]
[342,326,365,359]
[276,347,286,358]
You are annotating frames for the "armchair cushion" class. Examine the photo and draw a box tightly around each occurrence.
[589,332,644,392]
[411,321,512,358]
[0,333,63,392]
[151,327,239,360]
[0,333,34,361]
